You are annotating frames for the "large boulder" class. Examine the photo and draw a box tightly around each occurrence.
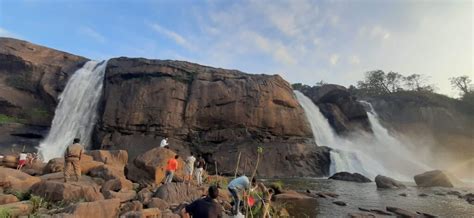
[146,198,170,210]
[31,180,104,202]
[0,194,19,205]
[88,150,128,168]
[273,190,314,201]
[43,155,104,175]
[0,201,33,217]
[329,172,371,183]
[61,198,120,218]
[153,183,204,205]
[0,38,87,151]
[374,175,406,189]
[127,147,185,184]
[414,170,454,187]
[0,166,41,192]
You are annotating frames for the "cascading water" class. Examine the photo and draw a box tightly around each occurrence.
[38,60,107,161]
[295,91,430,180]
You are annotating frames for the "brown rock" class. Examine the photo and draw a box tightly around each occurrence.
[104,190,137,202]
[153,183,204,205]
[1,155,18,168]
[102,178,134,193]
[414,170,454,187]
[137,188,153,205]
[348,212,376,218]
[273,190,314,200]
[132,148,185,185]
[88,150,128,168]
[120,200,143,215]
[62,199,120,218]
[89,164,124,180]
[43,158,64,174]
[161,209,179,218]
[386,206,418,217]
[31,180,104,202]
[146,198,169,210]
[0,166,41,192]
[332,201,347,206]
[375,175,406,189]
[0,194,19,205]
[122,208,162,218]
[0,201,33,217]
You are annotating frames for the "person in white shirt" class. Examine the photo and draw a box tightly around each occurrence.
[17,152,27,170]
[160,138,169,148]
[194,155,206,186]
[185,152,196,183]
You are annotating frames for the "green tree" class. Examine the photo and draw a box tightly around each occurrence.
[450,75,472,96]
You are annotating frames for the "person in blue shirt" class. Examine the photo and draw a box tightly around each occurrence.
[227,175,257,215]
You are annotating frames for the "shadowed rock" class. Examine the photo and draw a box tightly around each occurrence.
[329,172,371,183]
[414,170,454,187]
[375,175,406,189]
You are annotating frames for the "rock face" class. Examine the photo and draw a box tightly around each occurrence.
[294,84,371,135]
[61,198,120,218]
[374,175,406,189]
[92,57,329,177]
[0,37,87,151]
[414,170,454,187]
[329,172,372,183]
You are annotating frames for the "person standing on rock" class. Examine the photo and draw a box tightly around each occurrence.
[227,175,257,215]
[64,138,84,183]
[185,152,196,184]
[17,151,27,170]
[195,155,206,186]
[160,137,169,148]
[180,185,223,218]
[165,155,179,184]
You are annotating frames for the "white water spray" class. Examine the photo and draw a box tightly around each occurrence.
[38,60,107,161]
[295,91,430,180]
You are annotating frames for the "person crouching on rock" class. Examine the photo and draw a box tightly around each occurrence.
[181,185,223,218]
[165,155,179,184]
[64,138,84,183]
[227,175,257,215]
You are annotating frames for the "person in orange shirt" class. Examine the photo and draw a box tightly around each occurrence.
[165,155,179,184]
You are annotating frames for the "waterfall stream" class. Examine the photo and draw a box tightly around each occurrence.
[295,91,429,180]
[38,60,107,161]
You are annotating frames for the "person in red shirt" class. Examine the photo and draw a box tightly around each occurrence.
[165,155,179,184]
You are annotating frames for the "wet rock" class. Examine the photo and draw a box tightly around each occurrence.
[399,193,407,197]
[348,212,376,218]
[386,206,418,217]
[153,183,204,205]
[62,199,120,218]
[0,201,33,217]
[446,190,462,197]
[329,172,371,183]
[31,180,104,202]
[332,201,347,206]
[0,166,41,192]
[370,209,392,215]
[414,170,454,187]
[375,175,406,189]
[147,198,170,210]
[358,207,371,212]
[273,190,314,200]
[418,193,428,197]
[417,211,437,217]
[461,193,474,204]
[0,194,19,205]
[434,192,446,196]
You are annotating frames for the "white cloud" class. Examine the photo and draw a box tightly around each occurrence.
[79,26,106,43]
[330,54,339,65]
[149,23,193,50]
[358,25,391,40]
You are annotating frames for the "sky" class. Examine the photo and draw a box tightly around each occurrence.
[0,0,472,96]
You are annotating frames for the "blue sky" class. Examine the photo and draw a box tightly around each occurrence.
[0,0,472,96]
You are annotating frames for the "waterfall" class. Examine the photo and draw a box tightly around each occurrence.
[38,60,107,161]
[295,91,429,180]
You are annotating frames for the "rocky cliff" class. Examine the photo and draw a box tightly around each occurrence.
[0,37,87,151]
[92,57,329,177]
[294,84,372,135]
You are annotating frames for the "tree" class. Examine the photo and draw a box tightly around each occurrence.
[356,70,390,95]
[386,72,403,92]
[404,74,434,92]
[450,76,472,95]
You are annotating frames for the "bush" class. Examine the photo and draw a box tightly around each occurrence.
[30,195,48,213]
[0,208,12,218]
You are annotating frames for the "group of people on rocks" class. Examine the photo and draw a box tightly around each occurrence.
[161,138,274,217]
[14,150,39,170]
[41,137,274,217]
